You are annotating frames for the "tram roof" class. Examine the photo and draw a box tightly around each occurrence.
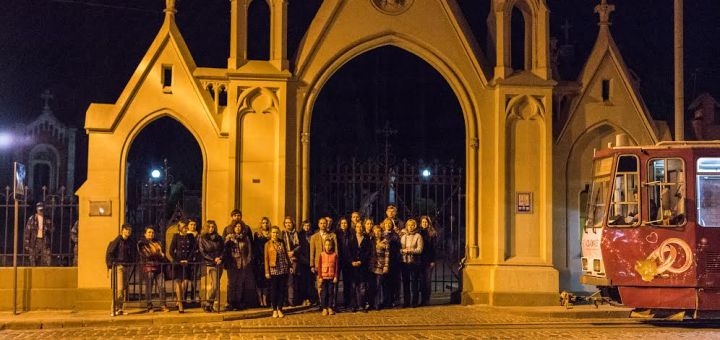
[594,140,720,157]
[615,141,720,150]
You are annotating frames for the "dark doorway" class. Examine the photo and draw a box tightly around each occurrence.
[32,162,51,198]
[125,117,203,236]
[310,46,466,304]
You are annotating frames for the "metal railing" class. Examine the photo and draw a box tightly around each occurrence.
[0,186,78,267]
[110,260,222,315]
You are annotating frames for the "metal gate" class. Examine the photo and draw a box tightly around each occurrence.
[0,186,78,267]
[311,157,465,303]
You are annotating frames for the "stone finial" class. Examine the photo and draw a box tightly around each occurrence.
[594,0,615,26]
[164,0,177,17]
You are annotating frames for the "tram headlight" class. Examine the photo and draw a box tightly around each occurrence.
[593,259,601,273]
[582,258,588,271]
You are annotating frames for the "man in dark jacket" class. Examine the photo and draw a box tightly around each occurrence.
[198,220,224,312]
[105,223,135,315]
[24,202,53,266]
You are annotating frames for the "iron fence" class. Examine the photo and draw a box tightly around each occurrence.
[110,260,221,315]
[0,186,78,266]
[311,157,465,302]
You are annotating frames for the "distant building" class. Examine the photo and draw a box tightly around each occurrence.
[0,90,77,202]
[688,92,720,140]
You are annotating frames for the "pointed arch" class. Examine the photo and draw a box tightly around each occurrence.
[119,109,209,225]
[489,0,550,79]
[299,33,480,143]
[248,0,271,60]
[558,121,629,291]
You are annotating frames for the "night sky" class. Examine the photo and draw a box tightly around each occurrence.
[1,0,720,189]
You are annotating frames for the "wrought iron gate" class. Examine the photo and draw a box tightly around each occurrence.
[311,157,465,303]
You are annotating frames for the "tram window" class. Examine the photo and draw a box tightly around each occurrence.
[697,158,720,227]
[646,158,686,226]
[608,155,640,226]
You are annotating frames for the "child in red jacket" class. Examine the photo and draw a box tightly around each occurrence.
[317,239,339,315]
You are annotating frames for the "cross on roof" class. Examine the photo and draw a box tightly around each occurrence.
[41,89,54,110]
[561,19,572,44]
[375,120,398,138]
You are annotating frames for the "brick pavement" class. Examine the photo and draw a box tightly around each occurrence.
[2,305,720,339]
[0,304,631,330]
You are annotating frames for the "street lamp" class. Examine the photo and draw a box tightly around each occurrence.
[422,169,431,178]
[150,169,162,180]
[0,132,14,149]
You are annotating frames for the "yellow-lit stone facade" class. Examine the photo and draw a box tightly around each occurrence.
[7,0,568,310]
[552,6,669,294]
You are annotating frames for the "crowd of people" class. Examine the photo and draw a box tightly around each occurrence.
[105,205,438,317]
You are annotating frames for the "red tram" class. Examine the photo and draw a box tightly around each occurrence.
[581,140,720,318]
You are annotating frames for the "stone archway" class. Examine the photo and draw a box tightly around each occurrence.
[125,116,204,233]
[560,122,633,292]
[118,111,208,232]
[291,0,556,306]
[297,34,481,238]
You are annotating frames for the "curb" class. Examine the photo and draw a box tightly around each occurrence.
[494,305,633,319]
[0,305,315,330]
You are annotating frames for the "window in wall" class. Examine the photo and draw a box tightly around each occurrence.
[602,79,611,102]
[162,64,173,93]
[697,157,720,227]
[647,158,686,226]
[219,87,227,107]
[608,155,640,226]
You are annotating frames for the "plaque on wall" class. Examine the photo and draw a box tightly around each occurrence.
[89,200,112,216]
[516,192,533,214]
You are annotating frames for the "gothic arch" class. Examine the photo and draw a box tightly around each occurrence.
[296,32,483,242]
[299,33,480,146]
[119,109,209,224]
[28,143,61,195]
[559,121,630,291]
[247,0,271,60]
[488,0,550,79]
[504,94,547,262]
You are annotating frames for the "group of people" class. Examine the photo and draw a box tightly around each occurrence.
[105,205,438,318]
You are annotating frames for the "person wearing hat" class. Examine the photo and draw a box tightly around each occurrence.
[24,202,53,266]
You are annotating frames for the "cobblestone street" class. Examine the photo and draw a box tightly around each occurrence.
[2,305,720,339]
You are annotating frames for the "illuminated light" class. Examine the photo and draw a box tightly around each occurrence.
[581,258,588,271]
[593,259,601,273]
[151,169,161,179]
[422,169,431,178]
[0,132,13,148]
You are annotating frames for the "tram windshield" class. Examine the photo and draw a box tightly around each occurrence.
[586,156,613,229]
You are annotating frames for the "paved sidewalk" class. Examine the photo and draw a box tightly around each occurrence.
[0,303,632,330]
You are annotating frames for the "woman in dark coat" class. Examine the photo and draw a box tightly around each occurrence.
[169,219,197,313]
